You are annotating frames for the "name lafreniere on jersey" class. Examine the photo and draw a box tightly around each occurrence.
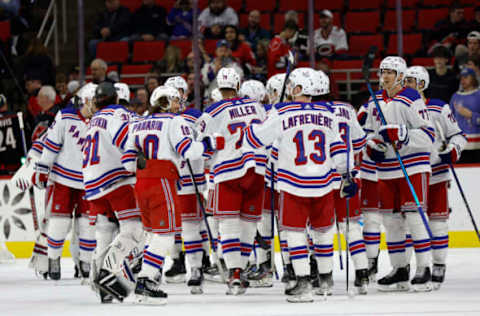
[282,113,333,130]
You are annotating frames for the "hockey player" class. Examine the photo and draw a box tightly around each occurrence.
[315,70,369,294]
[121,85,223,304]
[364,57,435,292]
[196,67,267,295]
[82,82,143,303]
[403,66,466,289]
[244,67,357,302]
[31,83,97,281]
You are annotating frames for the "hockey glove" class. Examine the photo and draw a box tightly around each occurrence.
[379,124,409,145]
[366,139,387,162]
[136,152,147,170]
[340,175,358,199]
[439,143,460,164]
[202,134,225,152]
[31,163,49,189]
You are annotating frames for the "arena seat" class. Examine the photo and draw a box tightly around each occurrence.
[417,8,449,30]
[344,11,380,33]
[120,0,142,12]
[204,39,218,56]
[245,0,276,11]
[383,9,416,32]
[349,34,384,57]
[278,0,308,11]
[387,33,423,55]
[411,57,435,67]
[421,0,454,7]
[348,0,383,10]
[169,40,192,59]
[316,0,344,11]
[121,64,153,85]
[132,41,166,63]
[96,42,129,63]
[385,0,418,8]
[0,21,10,42]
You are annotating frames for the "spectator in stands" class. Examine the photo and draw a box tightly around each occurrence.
[199,0,238,39]
[88,0,131,57]
[90,58,114,84]
[146,75,160,94]
[135,87,150,115]
[0,94,10,116]
[456,31,480,69]
[224,25,256,70]
[25,72,43,118]
[167,0,194,39]
[469,6,480,33]
[181,44,210,74]
[466,54,480,84]
[425,46,459,104]
[283,10,309,61]
[201,39,243,96]
[185,72,205,109]
[55,74,68,100]
[157,46,183,74]
[313,10,348,59]
[316,59,339,100]
[428,3,470,57]
[239,10,271,55]
[35,85,61,127]
[131,0,168,41]
[450,67,480,163]
[250,39,268,81]
[267,20,297,77]
[22,38,55,86]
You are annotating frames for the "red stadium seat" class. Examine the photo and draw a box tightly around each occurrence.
[279,0,308,12]
[411,57,435,67]
[132,41,166,63]
[315,0,344,11]
[120,0,142,12]
[245,0,277,11]
[344,11,380,33]
[387,33,423,55]
[160,0,177,11]
[169,40,192,59]
[349,34,384,57]
[239,13,271,30]
[0,21,10,42]
[332,59,381,81]
[204,39,218,56]
[227,0,243,11]
[385,0,418,8]
[417,8,449,30]
[383,10,416,32]
[121,64,153,85]
[464,7,475,21]
[421,0,453,6]
[348,0,382,10]
[96,42,129,63]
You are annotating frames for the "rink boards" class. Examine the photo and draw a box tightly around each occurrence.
[1,164,480,258]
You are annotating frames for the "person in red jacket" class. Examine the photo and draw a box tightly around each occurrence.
[224,25,256,70]
[267,20,297,77]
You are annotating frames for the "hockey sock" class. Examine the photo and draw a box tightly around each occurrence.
[207,216,221,260]
[257,210,272,264]
[219,217,242,269]
[279,229,291,264]
[182,220,203,269]
[405,212,432,268]
[311,226,334,274]
[240,219,257,269]
[339,221,368,270]
[430,219,448,265]
[363,211,382,259]
[286,230,310,276]
[383,212,407,268]
[70,218,80,268]
[404,231,414,264]
[139,233,174,279]
[78,216,96,263]
[47,216,71,259]
[170,232,182,260]
[95,215,118,264]
[200,221,209,254]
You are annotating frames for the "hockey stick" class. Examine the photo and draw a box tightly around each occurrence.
[433,120,480,242]
[345,125,352,297]
[335,214,344,270]
[186,159,226,283]
[362,47,433,240]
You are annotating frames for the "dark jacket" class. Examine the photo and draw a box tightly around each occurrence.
[132,4,167,37]
[93,6,131,40]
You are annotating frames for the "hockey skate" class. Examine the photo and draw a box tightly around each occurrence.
[48,258,61,281]
[226,268,248,295]
[411,266,433,292]
[354,269,369,295]
[377,266,410,292]
[286,276,314,303]
[165,251,186,283]
[244,262,258,279]
[204,257,227,283]
[79,260,90,285]
[310,255,319,289]
[315,272,333,296]
[283,263,297,295]
[248,260,273,288]
[367,257,378,282]
[95,269,127,302]
[188,268,204,295]
[432,264,446,290]
[135,277,168,305]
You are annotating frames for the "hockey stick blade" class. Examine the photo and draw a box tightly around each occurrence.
[362,46,378,80]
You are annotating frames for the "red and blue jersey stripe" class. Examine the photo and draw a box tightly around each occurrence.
[51,163,83,182]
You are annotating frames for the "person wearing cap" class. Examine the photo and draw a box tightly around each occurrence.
[425,46,459,104]
[467,31,480,58]
[201,39,243,96]
[450,67,480,163]
[267,20,297,77]
[313,9,348,59]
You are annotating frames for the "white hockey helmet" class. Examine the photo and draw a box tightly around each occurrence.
[210,88,223,103]
[379,56,407,85]
[266,73,286,103]
[216,67,241,91]
[287,67,322,97]
[239,80,266,102]
[114,82,130,102]
[317,70,330,95]
[164,76,188,95]
[405,66,430,91]
[150,85,181,112]
[76,82,97,105]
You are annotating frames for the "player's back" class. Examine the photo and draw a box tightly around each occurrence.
[83,105,135,200]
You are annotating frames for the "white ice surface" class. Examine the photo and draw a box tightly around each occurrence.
[1,248,479,316]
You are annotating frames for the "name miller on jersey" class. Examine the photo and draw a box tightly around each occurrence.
[282,113,333,130]
[228,105,258,119]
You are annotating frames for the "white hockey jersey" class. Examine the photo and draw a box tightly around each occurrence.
[427,98,467,185]
[245,101,347,197]
[82,105,135,200]
[196,97,267,184]
[357,102,378,182]
[38,108,88,189]
[365,88,435,180]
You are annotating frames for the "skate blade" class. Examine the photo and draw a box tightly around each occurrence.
[190,285,203,295]
[81,278,90,286]
[432,282,442,291]
[165,274,186,284]
[135,294,167,305]
[248,278,273,288]
[412,282,433,292]
[204,274,226,283]
[356,285,368,295]
[286,294,314,303]
[314,289,332,296]
[226,285,246,296]
[377,282,410,292]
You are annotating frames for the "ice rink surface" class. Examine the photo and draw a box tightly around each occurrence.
[1,248,479,316]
